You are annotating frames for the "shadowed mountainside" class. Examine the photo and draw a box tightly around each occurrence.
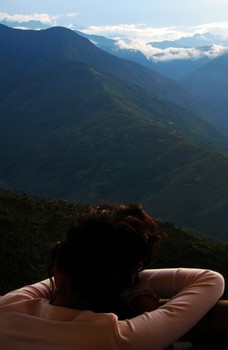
[0,24,228,239]
[182,52,228,134]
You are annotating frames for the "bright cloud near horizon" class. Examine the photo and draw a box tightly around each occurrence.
[1,1,228,61]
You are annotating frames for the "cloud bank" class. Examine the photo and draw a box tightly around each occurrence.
[83,24,190,42]
[117,42,228,62]
[1,12,228,61]
[0,12,56,24]
[195,21,228,40]
[83,22,228,61]
[83,21,228,42]
[0,12,78,26]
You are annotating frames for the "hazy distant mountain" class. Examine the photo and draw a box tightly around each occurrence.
[75,30,159,71]
[0,24,228,239]
[146,34,228,79]
[75,30,228,79]
[182,52,228,134]
[150,33,228,49]
[146,57,211,80]
[2,20,228,80]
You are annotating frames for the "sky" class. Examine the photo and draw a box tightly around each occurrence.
[1,1,228,61]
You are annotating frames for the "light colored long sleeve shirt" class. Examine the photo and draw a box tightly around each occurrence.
[0,268,224,350]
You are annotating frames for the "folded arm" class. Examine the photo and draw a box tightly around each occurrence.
[118,268,224,350]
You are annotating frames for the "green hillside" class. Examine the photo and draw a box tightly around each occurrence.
[1,66,228,239]
[0,189,227,298]
[0,25,228,239]
[182,52,228,134]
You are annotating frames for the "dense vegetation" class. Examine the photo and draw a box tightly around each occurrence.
[0,188,227,298]
[0,189,83,294]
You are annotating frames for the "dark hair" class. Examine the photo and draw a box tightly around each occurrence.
[49,204,160,315]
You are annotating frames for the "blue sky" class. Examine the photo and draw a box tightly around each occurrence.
[1,0,228,27]
[1,1,228,61]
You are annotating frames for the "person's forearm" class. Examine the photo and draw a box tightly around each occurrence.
[118,269,224,350]
[0,278,53,306]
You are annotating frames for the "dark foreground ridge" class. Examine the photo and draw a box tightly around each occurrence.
[0,188,227,297]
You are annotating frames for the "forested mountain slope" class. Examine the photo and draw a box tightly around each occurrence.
[0,24,228,239]
[182,52,228,134]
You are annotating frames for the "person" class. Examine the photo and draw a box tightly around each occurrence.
[0,204,225,350]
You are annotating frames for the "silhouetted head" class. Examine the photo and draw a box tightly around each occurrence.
[49,204,160,313]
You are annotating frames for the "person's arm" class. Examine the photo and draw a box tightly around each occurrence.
[0,279,53,306]
[118,268,224,350]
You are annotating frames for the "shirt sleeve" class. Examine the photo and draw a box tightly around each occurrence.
[0,279,53,306]
[117,268,224,350]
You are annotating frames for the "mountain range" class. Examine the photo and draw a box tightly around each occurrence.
[3,20,228,134]
[181,53,228,134]
[0,24,228,240]
[72,29,228,135]
[2,19,228,77]
[75,30,228,80]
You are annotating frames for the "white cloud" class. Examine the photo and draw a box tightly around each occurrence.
[82,24,191,42]
[154,45,228,62]
[82,22,228,61]
[194,21,228,40]
[0,12,57,24]
[144,45,228,62]
[117,41,228,62]
[82,21,228,44]
[66,13,78,18]
[116,39,159,58]
[208,44,228,57]
[0,12,78,26]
